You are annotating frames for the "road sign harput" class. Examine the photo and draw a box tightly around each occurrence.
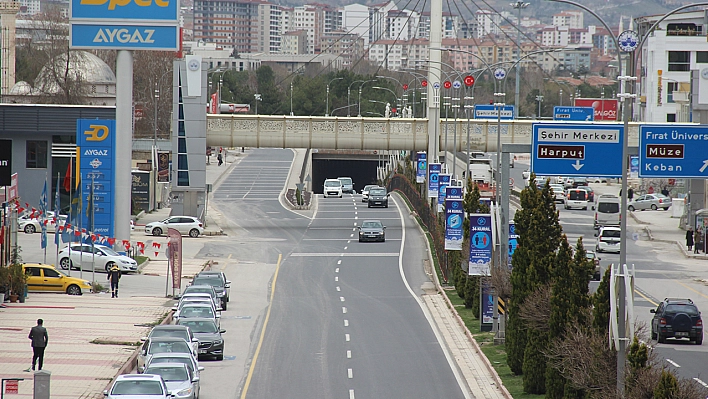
[531,123,624,177]
[639,125,708,178]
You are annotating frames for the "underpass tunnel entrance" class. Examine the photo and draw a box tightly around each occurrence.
[312,154,383,194]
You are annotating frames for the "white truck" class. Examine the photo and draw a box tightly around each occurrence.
[468,158,496,198]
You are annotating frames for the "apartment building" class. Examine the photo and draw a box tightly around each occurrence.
[281,30,308,55]
[257,2,282,53]
[476,10,502,38]
[552,11,583,29]
[320,32,366,68]
[193,0,262,53]
[340,3,370,47]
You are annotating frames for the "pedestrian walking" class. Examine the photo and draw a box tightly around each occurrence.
[661,186,670,197]
[107,265,121,298]
[695,228,703,254]
[26,319,48,371]
[217,152,223,166]
[686,227,695,251]
[628,187,634,201]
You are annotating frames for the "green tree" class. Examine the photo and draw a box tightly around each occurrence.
[256,66,284,115]
[592,266,612,335]
[654,369,679,399]
[627,336,648,371]
[523,328,549,394]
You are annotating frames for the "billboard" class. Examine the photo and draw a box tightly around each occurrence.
[0,139,11,186]
[416,152,427,183]
[77,119,115,238]
[428,163,441,198]
[468,213,492,276]
[445,198,464,250]
[573,98,618,121]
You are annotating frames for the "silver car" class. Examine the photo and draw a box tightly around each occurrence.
[58,244,138,273]
[628,194,672,211]
[143,363,200,399]
[137,337,194,373]
[173,303,221,328]
[104,374,171,398]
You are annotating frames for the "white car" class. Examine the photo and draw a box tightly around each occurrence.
[145,216,204,238]
[549,184,566,203]
[595,226,621,254]
[58,244,138,272]
[19,213,67,234]
[323,179,343,198]
[361,185,379,202]
[104,374,171,399]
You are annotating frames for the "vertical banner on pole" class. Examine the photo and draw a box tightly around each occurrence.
[437,174,451,212]
[428,163,441,198]
[445,196,463,250]
[508,222,518,268]
[167,228,182,295]
[468,213,492,276]
[416,152,427,183]
[481,281,494,331]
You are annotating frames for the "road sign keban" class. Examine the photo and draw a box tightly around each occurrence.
[452,80,462,89]
[432,82,440,89]
[531,123,625,177]
[639,125,708,178]
[553,106,594,121]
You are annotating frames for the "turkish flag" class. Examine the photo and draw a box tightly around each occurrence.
[63,160,72,192]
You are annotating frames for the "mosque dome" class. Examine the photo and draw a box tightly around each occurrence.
[35,51,116,91]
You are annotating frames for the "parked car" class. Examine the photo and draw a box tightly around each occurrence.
[337,177,355,193]
[628,194,672,211]
[361,185,379,203]
[193,271,230,303]
[58,244,138,273]
[651,298,703,345]
[358,220,386,242]
[323,179,343,198]
[190,274,229,310]
[367,187,390,208]
[145,216,204,238]
[19,213,67,234]
[179,288,222,310]
[586,251,601,280]
[143,363,200,399]
[176,318,225,360]
[173,303,221,328]
[23,263,92,295]
[595,226,621,253]
[137,337,195,373]
[104,374,171,399]
[145,353,203,377]
[141,325,199,356]
[175,297,220,313]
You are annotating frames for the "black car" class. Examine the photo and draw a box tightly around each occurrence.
[367,187,390,208]
[176,317,226,360]
[358,220,386,242]
[191,275,228,310]
[651,298,703,345]
[577,185,595,202]
[195,271,230,302]
[572,177,588,187]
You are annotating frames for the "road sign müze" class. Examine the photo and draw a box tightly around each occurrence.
[639,125,708,178]
[474,104,515,120]
[553,106,594,121]
[531,123,624,177]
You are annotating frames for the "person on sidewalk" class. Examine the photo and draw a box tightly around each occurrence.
[686,227,694,251]
[628,187,634,201]
[26,318,48,371]
[107,265,121,298]
[695,228,703,254]
[217,152,223,166]
[661,186,670,197]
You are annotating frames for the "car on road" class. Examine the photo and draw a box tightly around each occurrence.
[586,251,601,280]
[358,220,386,242]
[173,303,221,328]
[337,177,355,193]
[145,353,204,378]
[651,298,703,345]
[104,374,171,399]
[549,184,566,203]
[176,318,225,360]
[522,169,530,180]
[572,177,588,187]
[193,271,230,303]
[564,189,589,210]
[190,273,229,309]
[367,187,390,208]
[323,179,343,198]
[58,244,138,273]
[19,213,67,234]
[576,185,595,202]
[143,363,200,399]
[141,325,199,356]
[595,226,621,253]
[137,336,195,373]
[628,194,672,211]
[144,216,204,238]
[593,194,621,229]
[23,263,92,295]
[361,185,379,202]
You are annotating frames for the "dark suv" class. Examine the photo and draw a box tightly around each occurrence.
[367,187,390,208]
[651,298,703,345]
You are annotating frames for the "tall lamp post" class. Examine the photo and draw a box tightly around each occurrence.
[290,80,294,116]
[326,77,343,117]
[358,79,377,117]
[536,94,544,117]
[347,79,367,117]
[511,0,529,117]
[254,93,262,115]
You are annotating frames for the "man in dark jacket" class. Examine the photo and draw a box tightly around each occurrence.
[27,319,48,371]
[107,265,121,298]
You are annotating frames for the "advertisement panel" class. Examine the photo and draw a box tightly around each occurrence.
[77,119,115,238]
[573,98,618,121]
[0,173,18,203]
[630,156,639,179]
[167,227,182,291]
[70,24,180,51]
[481,282,494,326]
[445,198,464,250]
[468,213,492,276]
[416,152,427,183]
[131,171,150,213]
[446,185,463,200]
[427,163,441,198]
[157,151,170,183]
[508,222,518,268]
[0,139,11,186]
[437,174,451,212]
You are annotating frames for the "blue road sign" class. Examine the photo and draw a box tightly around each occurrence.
[70,0,179,22]
[70,24,179,50]
[474,104,515,120]
[531,123,624,177]
[553,106,594,121]
[639,125,708,178]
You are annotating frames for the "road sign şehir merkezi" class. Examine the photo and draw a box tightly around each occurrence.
[553,106,594,121]
[639,125,708,178]
[531,123,624,177]
[474,104,515,120]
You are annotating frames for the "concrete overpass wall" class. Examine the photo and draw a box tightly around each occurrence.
[207,114,652,152]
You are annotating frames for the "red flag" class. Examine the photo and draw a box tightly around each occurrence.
[63,160,72,192]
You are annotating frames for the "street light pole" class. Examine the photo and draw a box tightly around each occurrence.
[536,94,543,117]
[511,0,529,117]
[326,77,344,117]
[358,79,377,117]
[290,80,294,116]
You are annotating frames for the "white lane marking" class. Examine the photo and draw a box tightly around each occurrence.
[391,194,474,399]
[344,246,348,250]
[340,297,345,302]
[335,267,339,272]
[347,240,351,243]
[355,211,358,215]
[335,276,339,282]
[338,260,342,264]
[344,319,349,327]
[291,253,400,257]
[342,307,347,313]
[336,286,341,291]
[345,334,350,342]
[666,359,681,368]
[354,216,358,220]
[349,389,355,399]
[348,368,353,379]
[693,378,708,388]
[347,350,351,358]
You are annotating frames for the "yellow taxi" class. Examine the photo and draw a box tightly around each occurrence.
[23,263,93,295]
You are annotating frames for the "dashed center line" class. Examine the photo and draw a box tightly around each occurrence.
[342,307,347,313]
[336,286,341,291]
[344,319,349,327]
[347,350,351,358]
[666,359,681,368]
[335,268,339,273]
[344,246,348,250]
[335,276,339,282]
[337,260,342,265]
[348,368,353,378]
[694,378,708,388]
[349,389,355,399]
[345,334,350,341]
[340,297,345,302]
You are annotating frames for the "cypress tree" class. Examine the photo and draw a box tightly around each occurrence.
[523,328,549,394]
[592,266,612,335]
[654,369,679,399]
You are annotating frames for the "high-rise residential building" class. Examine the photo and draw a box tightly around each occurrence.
[340,4,370,47]
[369,1,397,44]
[257,3,283,53]
[552,11,583,29]
[387,9,419,41]
[475,10,501,38]
[193,0,263,53]
[320,31,365,68]
[281,30,308,54]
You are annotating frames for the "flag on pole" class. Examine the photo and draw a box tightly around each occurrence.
[54,173,62,246]
[63,160,72,192]
[39,179,48,249]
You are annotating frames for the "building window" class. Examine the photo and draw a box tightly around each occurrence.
[26,141,48,168]
[697,51,708,63]
[668,51,690,71]
[667,82,678,103]
[667,114,676,122]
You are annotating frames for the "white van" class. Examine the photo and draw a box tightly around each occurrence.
[593,194,621,229]
[564,189,588,210]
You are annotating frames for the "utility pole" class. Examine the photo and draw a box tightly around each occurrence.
[511,1,529,117]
